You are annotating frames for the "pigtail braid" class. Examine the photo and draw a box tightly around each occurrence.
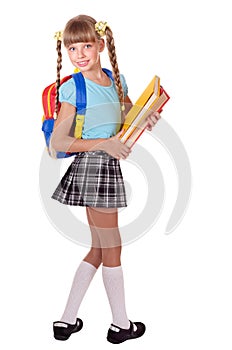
[105,27,125,112]
[55,38,62,118]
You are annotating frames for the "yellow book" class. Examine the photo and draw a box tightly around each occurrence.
[120,75,160,142]
[120,75,170,146]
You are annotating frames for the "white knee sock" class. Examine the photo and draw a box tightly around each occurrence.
[60,261,97,324]
[102,265,130,329]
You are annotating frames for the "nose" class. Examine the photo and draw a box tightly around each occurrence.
[76,47,85,59]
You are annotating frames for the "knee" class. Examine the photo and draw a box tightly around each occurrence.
[102,246,122,267]
[84,247,102,268]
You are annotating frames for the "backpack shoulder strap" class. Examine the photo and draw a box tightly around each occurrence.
[71,68,114,112]
[102,68,114,81]
[71,72,87,114]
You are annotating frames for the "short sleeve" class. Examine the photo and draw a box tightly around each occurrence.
[120,74,128,97]
[59,78,76,107]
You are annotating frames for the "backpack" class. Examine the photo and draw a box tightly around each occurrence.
[42,68,114,158]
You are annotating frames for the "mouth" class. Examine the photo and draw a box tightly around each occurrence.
[76,60,89,67]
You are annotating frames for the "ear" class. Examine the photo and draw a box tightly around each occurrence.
[98,39,105,52]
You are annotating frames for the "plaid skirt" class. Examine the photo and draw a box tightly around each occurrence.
[52,151,127,208]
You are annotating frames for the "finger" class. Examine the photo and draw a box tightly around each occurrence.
[120,146,131,158]
[121,144,130,152]
[154,111,161,120]
[147,118,156,127]
[115,154,120,160]
[150,116,159,124]
[149,112,160,121]
[116,129,124,138]
[120,152,129,160]
[121,150,129,158]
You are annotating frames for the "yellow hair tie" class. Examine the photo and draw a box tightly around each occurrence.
[54,31,63,41]
[95,21,108,37]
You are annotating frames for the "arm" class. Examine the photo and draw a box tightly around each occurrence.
[122,95,133,124]
[51,102,106,153]
[51,102,131,159]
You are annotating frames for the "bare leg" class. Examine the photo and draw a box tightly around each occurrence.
[83,208,103,268]
[86,207,122,266]
[86,207,130,329]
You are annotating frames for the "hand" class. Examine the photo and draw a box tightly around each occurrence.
[146,111,161,131]
[100,130,132,160]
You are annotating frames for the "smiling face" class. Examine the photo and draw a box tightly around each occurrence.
[67,40,105,72]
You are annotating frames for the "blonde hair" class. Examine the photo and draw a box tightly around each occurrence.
[55,15,124,115]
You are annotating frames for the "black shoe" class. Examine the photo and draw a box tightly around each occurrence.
[107,320,146,344]
[53,318,83,341]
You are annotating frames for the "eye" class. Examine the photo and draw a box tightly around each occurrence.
[68,47,75,52]
[85,44,92,49]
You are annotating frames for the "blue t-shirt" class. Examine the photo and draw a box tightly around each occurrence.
[59,74,128,139]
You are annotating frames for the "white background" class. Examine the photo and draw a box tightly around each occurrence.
[1,0,232,349]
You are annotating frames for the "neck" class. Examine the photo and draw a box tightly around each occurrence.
[82,67,111,86]
[82,69,103,81]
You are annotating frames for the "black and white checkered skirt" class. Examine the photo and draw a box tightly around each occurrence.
[52,151,127,208]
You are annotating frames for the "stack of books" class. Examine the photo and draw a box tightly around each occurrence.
[120,75,170,147]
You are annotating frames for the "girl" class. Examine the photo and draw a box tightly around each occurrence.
[50,14,160,344]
